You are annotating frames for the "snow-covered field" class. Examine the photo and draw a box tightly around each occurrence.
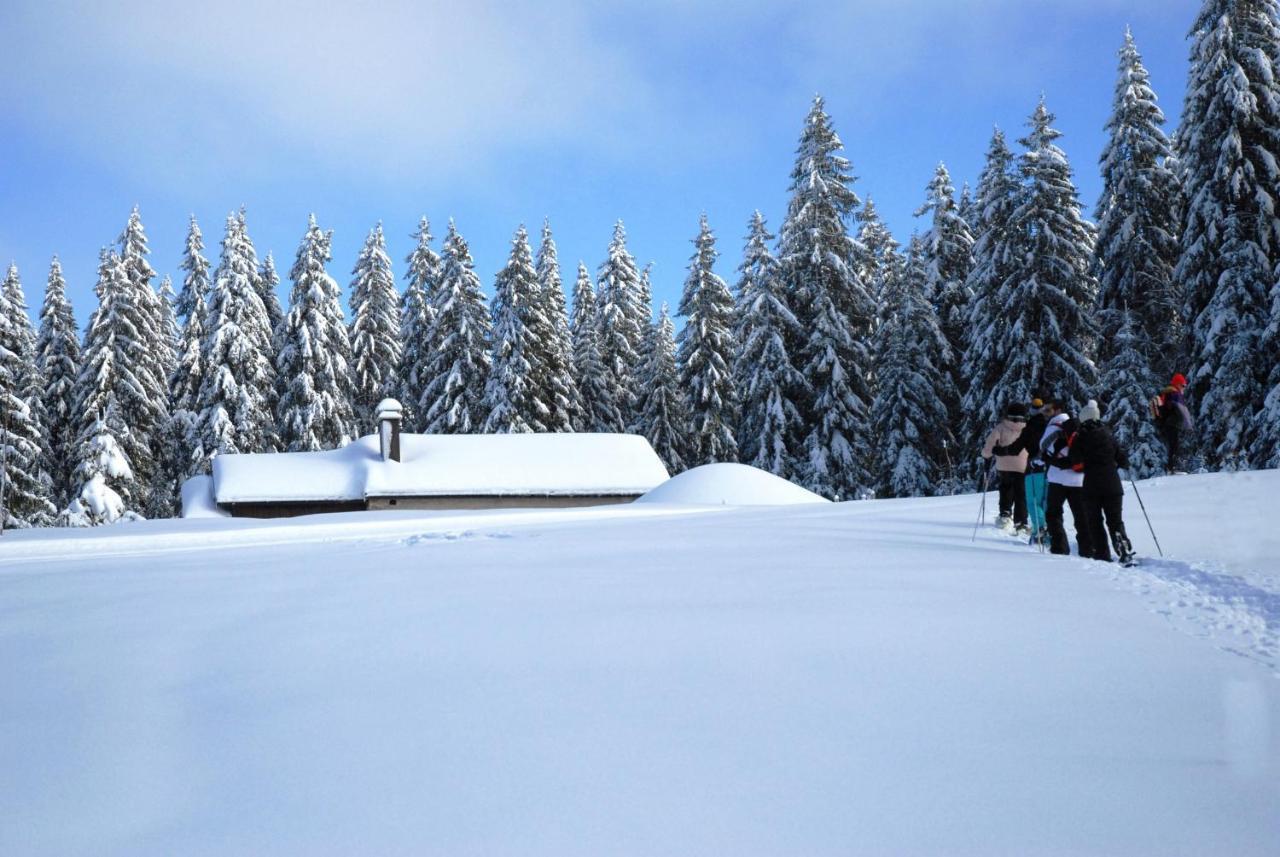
[1,470,1278,855]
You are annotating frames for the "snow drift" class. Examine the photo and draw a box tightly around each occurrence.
[637,462,829,505]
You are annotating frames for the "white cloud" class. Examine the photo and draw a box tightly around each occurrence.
[1,0,658,185]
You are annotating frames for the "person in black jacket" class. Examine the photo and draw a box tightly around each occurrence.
[1069,399,1135,564]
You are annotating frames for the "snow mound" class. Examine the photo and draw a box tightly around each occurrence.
[637,462,829,505]
[181,476,229,519]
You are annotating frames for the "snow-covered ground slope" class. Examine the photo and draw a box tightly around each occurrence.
[637,461,829,505]
[1,471,1278,856]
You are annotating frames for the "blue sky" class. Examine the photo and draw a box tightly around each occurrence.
[1,0,1202,326]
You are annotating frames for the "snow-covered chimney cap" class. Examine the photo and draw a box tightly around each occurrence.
[375,398,403,421]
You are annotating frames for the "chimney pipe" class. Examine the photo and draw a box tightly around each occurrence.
[375,398,403,462]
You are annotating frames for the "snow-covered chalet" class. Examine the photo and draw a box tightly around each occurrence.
[184,399,670,518]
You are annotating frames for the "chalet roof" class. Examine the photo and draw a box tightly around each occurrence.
[211,433,670,505]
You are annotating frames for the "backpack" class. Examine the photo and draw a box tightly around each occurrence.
[1045,419,1077,468]
[1148,393,1165,421]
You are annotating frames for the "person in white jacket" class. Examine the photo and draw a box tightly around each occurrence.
[1038,399,1094,557]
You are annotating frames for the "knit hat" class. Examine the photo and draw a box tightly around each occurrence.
[1170,373,1188,389]
[1005,402,1028,421]
[1030,397,1044,409]
[1080,399,1101,422]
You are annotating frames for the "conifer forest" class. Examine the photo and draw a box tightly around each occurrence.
[3,1,1280,526]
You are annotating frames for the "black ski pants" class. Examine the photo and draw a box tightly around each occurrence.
[1082,491,1132,562]
[997,470,1028,527]
[1046,482,1093,557]
[1159,423,1182,473]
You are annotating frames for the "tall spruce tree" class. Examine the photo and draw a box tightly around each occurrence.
[993,100,1098,409]
[638,304,689,472]
[196,213,278,460]
[115,208,169,501]
[734,211,806,478]
[276,215,356,451]
[0,264,55,526]
[856,198,901,324]
[872,236,954,498]
[176,216,211,323]
[349,223,403,433]
[147,275,185,516]
[596,221,645,428]
[533,220,582,431]
[915,162,973,425]
[677,215,738,466]
[570,262,621,432]
[779,95,874,498]
[420,222,491,433]
[35,257,81,507]
[70,251,145,514]
[1177,0,1280,467]
[1095,28,1182,373]
[258,251,284,338]
[400,217,440,431]
[483,226,544,433]
[1100,309,1167,477]
[960,129,1021,470]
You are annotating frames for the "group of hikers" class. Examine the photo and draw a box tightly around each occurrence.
[978,374,1193,566]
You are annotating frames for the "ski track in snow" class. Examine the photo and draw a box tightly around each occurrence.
[1104,558,1280,676]
[974,511,1280,676]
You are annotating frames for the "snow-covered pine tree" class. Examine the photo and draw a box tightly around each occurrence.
[275,215,356,451]
[635,262,656,369]
[677,215,738,466]
[872,236,954,498]
[60,404,135,527]
[115,208,170,502]
[596,221,645,428]
[69,250,144,515]
[1095,28,1182,373]
[176,217,210,323]
[1177,0,1280,468]
[993,100,1099,409]
[1257,287,1280,467]
[257,250,285,339]
[959,129,1021,472]
[1099,308,1166,477]
[570,262,622,432]
[483,225,544,433]
[915,163,973,426]
[637,303,689,472]
[958,182,977,236]
[855,198,901,324]
[779,95,874,498]
[35,257,81,507]
[734,211,807,478]
[196,213,279,460]
[399,217,440,431]
[170,279,206,415]
[348,223,403,434]
[533,220,582,432]
[0,264,55,526]
[146,275,186,516]
[420,221,491,433]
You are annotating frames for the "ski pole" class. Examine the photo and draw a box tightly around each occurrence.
[1123,469,1163,557]
[972,463,992,542]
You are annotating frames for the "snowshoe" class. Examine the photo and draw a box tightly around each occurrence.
[1015,524,1031,538]
[1119,554,1139,568]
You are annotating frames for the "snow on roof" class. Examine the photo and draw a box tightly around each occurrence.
[212,433,670,504]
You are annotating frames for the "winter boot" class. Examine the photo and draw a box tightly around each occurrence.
[1115,533,1137,567]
